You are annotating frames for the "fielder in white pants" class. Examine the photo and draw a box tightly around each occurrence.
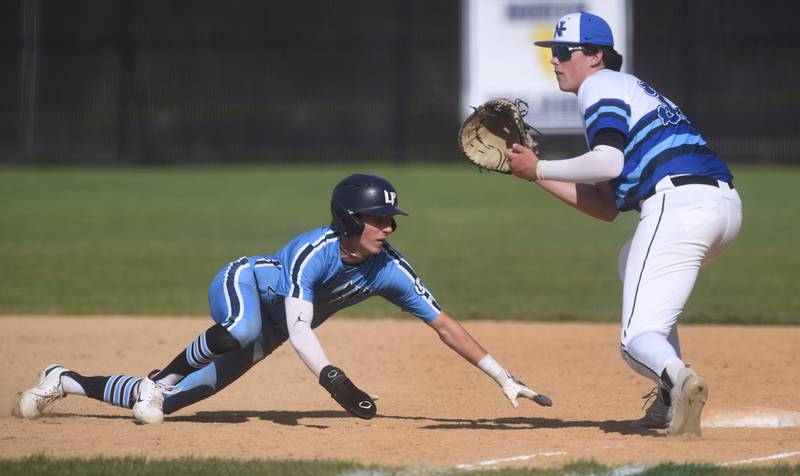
[619,176,741,388]
[504,11,743,436]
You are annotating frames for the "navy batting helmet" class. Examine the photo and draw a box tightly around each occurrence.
[330,174,408,237]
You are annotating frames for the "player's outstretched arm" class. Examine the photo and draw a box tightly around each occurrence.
[427,312,552,408]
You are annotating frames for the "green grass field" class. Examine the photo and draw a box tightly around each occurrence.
[1,456,799,476]
[1,164,798,324]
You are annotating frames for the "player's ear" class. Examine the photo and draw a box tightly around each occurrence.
[591,48,604,68]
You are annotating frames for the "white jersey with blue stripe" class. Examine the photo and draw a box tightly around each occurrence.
[253,226,442,330]
[579,69,733,211]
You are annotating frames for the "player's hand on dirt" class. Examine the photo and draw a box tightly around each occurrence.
[319,365,377,419]
[500,371,552,408]
[505,143,540,182]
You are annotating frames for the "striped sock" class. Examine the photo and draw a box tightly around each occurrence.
[102,375,143,409]
[61,372,143,409]
[185,331,222,369]
[152,324,237,382]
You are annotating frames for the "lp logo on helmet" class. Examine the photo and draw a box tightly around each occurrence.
[384,190,397,205]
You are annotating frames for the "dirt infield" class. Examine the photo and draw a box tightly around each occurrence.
[2,316,799,469]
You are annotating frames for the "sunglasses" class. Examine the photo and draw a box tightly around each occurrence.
[551,45,584,62]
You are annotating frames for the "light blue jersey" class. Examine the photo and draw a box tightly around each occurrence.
[579,70,733,211]
[165,226,442,414]
[207,226,441,347]
[265,226,442,327]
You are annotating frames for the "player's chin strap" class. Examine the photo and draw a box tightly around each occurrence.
[339,243,364,260]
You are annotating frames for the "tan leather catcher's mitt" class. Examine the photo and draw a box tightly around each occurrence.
[458,98,539,173]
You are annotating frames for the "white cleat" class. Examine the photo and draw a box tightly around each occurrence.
[132,377,175,424]
[667,367,708,437]
[16,364,68,419]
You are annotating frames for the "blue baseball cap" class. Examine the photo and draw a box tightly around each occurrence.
[534,12,614,47]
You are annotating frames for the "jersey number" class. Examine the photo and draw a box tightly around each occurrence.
[638,80,688,126]
[414,278,439,308]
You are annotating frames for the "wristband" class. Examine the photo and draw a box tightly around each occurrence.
[536,160,546,181]
[477,354,509,386]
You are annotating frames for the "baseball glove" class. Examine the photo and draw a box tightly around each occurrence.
[319,365,376,419]
[458,98,539,174]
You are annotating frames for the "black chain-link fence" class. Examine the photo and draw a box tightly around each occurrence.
[5,0,462,164]
[2,0,797,165]
[632,1,799,164]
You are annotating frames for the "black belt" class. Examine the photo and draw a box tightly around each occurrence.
[642,175,734,201]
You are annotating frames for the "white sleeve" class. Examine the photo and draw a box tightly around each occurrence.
[536,144,624,184]
[285,296,331,377]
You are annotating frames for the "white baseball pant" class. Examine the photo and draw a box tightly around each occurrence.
[618,175,742,386]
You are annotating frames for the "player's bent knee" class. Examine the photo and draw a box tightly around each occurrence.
[206,323,244,354]
[228,319,262,349]
[621,322,672,348]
